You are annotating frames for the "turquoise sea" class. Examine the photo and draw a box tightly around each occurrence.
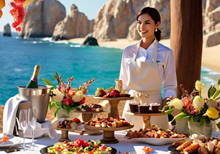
[0,32,220,105]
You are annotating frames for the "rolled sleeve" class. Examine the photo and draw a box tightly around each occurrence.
[119,49,130,93]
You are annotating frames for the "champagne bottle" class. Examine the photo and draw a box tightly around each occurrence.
[26,65,40,88]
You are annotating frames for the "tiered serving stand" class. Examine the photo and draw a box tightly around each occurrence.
[88,97,135,144]
[56,128,72,142]
[85,124,134,144]
[126,111,165,131]
[94,97,134,118]
[74,110,107,136]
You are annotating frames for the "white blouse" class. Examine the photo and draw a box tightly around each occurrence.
[119,40,177,98]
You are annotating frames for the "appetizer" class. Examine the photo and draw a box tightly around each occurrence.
[47,139,112,154]
[85,117,131,128]
[126,125,189,139]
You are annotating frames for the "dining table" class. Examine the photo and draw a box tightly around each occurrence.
[1,130,220,154]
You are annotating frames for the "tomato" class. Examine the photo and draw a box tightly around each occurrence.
[54,147,61,152]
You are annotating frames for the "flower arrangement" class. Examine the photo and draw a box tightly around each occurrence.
[43,72,95,117]
[162,80,220,126]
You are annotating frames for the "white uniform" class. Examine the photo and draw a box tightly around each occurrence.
[120,39,177,130]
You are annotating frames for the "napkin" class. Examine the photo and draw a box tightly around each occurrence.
[3,94,25,135]
[3,94,57,139]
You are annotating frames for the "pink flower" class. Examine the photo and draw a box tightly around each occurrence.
[63,97,70,105]
[63,97,74,106]
[57,86,61,91]
[79,97,86,105]
[83,89,88,94]
[69,97,74,105]
[61,82,66,88]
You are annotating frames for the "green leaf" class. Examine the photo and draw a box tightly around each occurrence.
[49,101,58,108]
[218,79,220,85]
[208,86,216,98]
[43,78,54,87]
[205,117,211,124]
[217,122,220,130]
[200,116,205,126]
[162,105,169,112]
[212,89,220,100]
[171,112,186,122]
[179,115,190,121]
[193,115,200,122]
[164,107,175,115]
[54,106,61,117]
[215,96,220,100]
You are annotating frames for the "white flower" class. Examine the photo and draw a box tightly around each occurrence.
[207,99,217,107]
[172,98,184,110]
[72,91,84,102]
[195,80,204,92]
[52,89,64,102]
[193,96,204,109]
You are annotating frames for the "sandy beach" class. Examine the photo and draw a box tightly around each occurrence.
[69,38,220,73]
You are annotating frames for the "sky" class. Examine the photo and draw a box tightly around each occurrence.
[0,0,109,32]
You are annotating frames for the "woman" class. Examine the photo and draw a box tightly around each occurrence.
[120,7,177,130]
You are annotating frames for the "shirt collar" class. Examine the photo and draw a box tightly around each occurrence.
[139,39,156,51]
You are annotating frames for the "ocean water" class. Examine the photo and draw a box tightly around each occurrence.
[0,32,220,105]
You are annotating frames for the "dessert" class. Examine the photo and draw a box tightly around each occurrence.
[150,103,160,112]
[47,139,112,154]
[139,104,150,113]
[76,104,103,112]
[85,117,131,128]
[126,125,189,139]
[95,87,131,98]
[171,134,220,154]
[129,101,139,112]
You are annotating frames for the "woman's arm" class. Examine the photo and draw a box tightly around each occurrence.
[163,49,177,102]
[119,50,130,93]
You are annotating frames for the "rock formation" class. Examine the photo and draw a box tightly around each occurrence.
[93,0,170,41]
[19,0,65,38]
[83,36,99,46]
[203,0,220,46]
[3,23,11,37]
[204,30,220,47]
[52,4,94,40]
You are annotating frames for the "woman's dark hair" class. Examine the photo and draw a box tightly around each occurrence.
[136,7,161,41]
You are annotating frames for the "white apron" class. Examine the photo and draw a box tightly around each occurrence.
[122,39,169,130]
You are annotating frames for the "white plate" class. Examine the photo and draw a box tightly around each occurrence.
[134,146,170,154]
[129,137,185,145]
[0,137,21,148]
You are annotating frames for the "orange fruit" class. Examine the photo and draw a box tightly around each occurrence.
[0,0,5,10]
[0,10,2,18]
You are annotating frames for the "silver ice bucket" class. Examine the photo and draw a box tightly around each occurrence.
[17,85,52,123]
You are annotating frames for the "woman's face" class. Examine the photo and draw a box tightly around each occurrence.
[137,13,160,39]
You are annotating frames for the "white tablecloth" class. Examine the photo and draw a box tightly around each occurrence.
[1,131,220,154]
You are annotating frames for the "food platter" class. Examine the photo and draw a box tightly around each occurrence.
[125,136,185,146]
[74,110,107,113]
[40,145,117,154]
[167,145,182,154]
[94,96,134,100]
[126,111,165,116]
[0,137,21,148]
[85,124,134,131]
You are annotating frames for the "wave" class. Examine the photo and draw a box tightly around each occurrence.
[14,68,22,72]
[70,44,82,47]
